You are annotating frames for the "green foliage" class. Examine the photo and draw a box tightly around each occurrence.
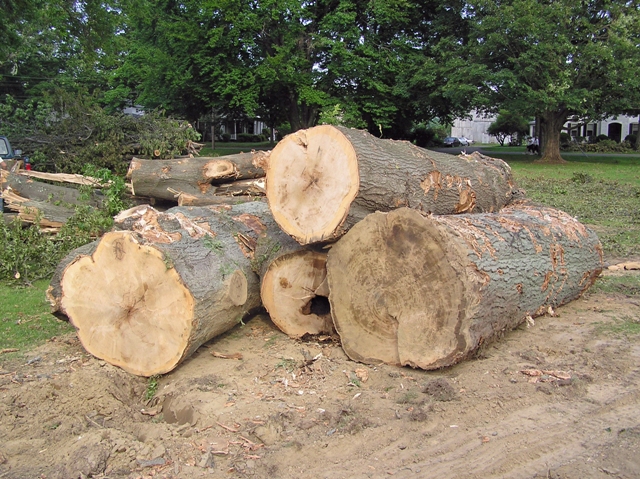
[0,279,74,352]
[0,163,131,284]
[460,0,640,160]
[0,215,62,283]
[487,110,530,146]
[0,92,201,174]
[145,375,161,400]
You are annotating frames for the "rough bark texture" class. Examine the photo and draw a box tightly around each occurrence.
[265,125,516,245]
[167,201,334,339]
[1,189,76,228]
[538,110,569,164]
[3,172,104,207]
[326,202,603,370]
[128,153,267,202]
[46,204,266,376]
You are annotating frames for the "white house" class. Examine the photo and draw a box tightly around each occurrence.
[452,111,639,144]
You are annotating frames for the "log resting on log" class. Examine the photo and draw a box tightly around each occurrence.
[160,202,333,338]
[265,125,515,244]
[47,204,267,376]
[326,202,603,370]
[128,152,267,202]
[126,203,334,343]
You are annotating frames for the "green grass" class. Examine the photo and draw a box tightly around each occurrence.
[590,274,640,296]
[0,279,74,353]
[487,153,640,257]
[200,141,274,157]
[596,316,640,336]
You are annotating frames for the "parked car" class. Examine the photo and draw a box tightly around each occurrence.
[443,136,461,147]
[458,137,472,146]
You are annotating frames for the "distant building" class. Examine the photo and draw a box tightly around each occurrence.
[452,111,639,144]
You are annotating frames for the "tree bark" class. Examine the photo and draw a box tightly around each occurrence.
[127,152,267,202]
[169,202,333,338]
[1,189,76,228]
[537,109,569,164]
[326,202,603,370]
[3,172,104,207]
[46,204,268,376]
[265,125,516,244]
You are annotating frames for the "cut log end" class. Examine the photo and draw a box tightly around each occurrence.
[266,126,360,244]
[60,231,195,376]
[327,209,469,367]
[261,250,333,338]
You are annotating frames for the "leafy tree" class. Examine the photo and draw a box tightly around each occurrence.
[487,110,530,146]
[112,0,475,137]
[1,0,126,101]
[460,0,640,163]
[0,91,200,174]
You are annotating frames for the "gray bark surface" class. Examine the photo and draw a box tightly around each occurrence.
[47,204,269,376]
[129,153,267,202]
[4,172,104,207]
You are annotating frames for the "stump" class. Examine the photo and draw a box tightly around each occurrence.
[265,125,515,244]
[326,203,603,369]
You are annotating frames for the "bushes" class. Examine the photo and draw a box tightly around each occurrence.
[0,92,201,175]
[0,166,130,284]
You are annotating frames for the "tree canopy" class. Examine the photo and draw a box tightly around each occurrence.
[459,0,640,162]
[2,0,639,151]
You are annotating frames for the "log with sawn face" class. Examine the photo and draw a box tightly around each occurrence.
[265,125,516,245]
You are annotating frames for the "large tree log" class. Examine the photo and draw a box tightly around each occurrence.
[256,243,333,338]
[164,202,333,338]
[265,125,515,244]
[46,204,265,376]
[1,189,76,228]
[326,202,603,370]
[3,172,104,207]
[128,152,267,202]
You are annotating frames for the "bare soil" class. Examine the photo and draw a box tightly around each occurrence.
[1,268,639,479]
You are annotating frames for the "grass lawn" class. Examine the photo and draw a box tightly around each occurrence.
[493,153,640,258]
[0,279,74,355]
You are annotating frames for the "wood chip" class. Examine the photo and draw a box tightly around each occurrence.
[211,351,243,360]
[1,349,19,354]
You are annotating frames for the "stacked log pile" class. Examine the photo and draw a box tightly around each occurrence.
[46,126,603,376]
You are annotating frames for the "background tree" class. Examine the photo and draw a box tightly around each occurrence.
[460,0,640,163]
[487,110,530,146]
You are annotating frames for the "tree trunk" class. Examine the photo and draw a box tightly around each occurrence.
[265,125,516,244]
[3,172,104,207]
[1,189,76,228]
[46,204,272,376]
[537,110,569,164]
[258,246,333,338]
[326,202,603,370]
[127,152,267,202]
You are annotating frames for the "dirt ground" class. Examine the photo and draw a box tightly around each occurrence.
[1,266,639,479]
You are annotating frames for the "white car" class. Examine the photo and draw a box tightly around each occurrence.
[457,137,472,146]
